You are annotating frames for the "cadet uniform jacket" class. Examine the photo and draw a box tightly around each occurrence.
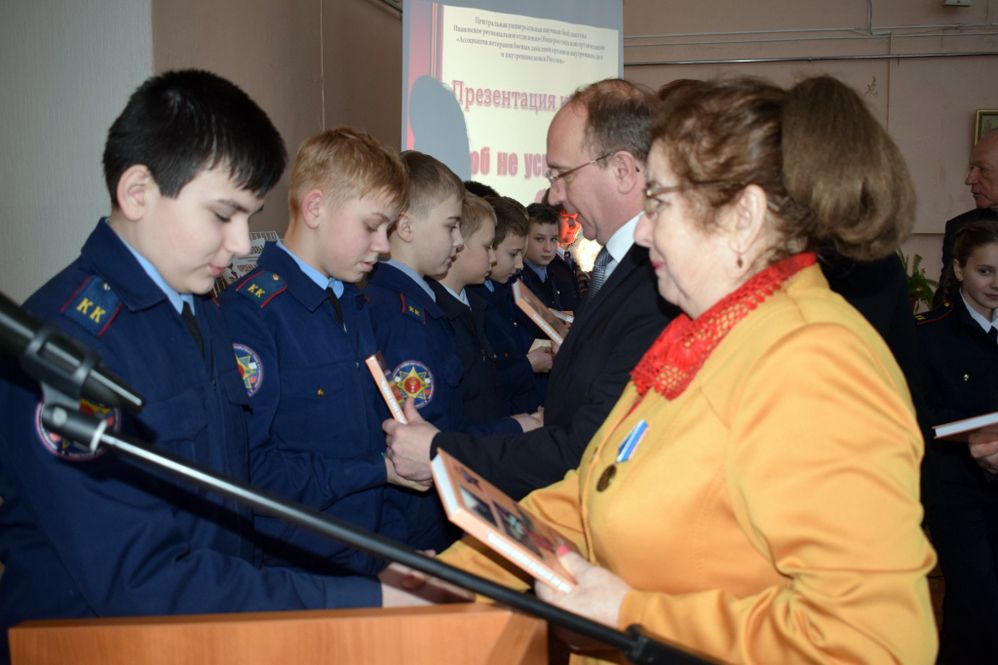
[0,223,379,657]
[218,242,405,576]
[469,280,542,413]
[364,262,464,431]
[427,280,520,435]
[364,262,465,550]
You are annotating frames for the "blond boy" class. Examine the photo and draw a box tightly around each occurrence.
[219,127,419,578]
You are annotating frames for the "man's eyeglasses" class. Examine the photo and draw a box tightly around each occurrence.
[544,151,615,186]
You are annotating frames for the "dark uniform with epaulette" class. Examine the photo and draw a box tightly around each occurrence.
[0,222,380,658]
[916,298,998,664]
[518,259,580,400]
[218,242,406,576]
[468,280,542,413]
[363,261,465,550]
[518,255,581,316]
[428,279,522,434]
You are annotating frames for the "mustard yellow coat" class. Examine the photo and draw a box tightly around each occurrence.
[441,265,937,664]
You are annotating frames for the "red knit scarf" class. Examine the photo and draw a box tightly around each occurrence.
[631,252,817,399]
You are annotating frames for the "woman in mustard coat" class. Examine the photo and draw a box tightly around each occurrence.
[430,76,938,664]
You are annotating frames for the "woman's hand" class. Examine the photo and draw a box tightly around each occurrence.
[534,548,631,628]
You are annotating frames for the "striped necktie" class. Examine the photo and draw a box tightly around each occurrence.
[589,247,612,297]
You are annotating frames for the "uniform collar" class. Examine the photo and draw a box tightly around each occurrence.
[380,259,437,302]
[275,240,343,296]
[439,282,470,307]
[428,281,468,321]
[81,220,175,313]
[524,260,548,282]
[258,242,335,312]
[959,289,998,332]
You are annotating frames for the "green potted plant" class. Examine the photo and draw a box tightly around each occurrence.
[898,250,938,313]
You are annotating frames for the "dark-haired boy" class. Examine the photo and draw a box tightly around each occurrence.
[521,202,582,317]
[0,71,417,653]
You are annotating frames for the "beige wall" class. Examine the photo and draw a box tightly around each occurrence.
[152,0,403,235]
[623,0,998,284]
[2,1,994,300]
[0,0,153,302]
[321,0,404,148]
[153,0,325,235]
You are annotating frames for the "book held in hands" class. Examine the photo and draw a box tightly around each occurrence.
[365,353,408,423]
[430,449,577,592]
[933,410,998,442]
[512,281,570,347]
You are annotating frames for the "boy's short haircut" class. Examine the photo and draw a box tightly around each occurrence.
[526,202,560,229]
[102,69,286,207]
[289,127,408,220]
[486,196,528,245]
[402,151,464,218]
[460,193,497,239]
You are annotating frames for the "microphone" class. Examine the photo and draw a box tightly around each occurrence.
[0,290,144,411]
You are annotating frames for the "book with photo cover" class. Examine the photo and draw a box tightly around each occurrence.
[934,410,998,442]
[511,281,570,347]
[365,353,408,423]
[430,449,576,592]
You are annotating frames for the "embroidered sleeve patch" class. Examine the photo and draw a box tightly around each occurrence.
[233,343,264,397]
[237,272,287,308]
[34,398,119,461]
[60,277,122,337]
[390,360,434,408]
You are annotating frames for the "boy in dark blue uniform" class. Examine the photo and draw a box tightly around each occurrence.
[470,196,551,413]
[428,193,529,430]
[218,128,424,576]
[365,152,467,436]
[365,153,536,548]
[519,202,582,318]
[364,151,467,550]
[0,72,424,658]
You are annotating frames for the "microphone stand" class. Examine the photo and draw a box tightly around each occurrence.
[2,288,705,663]
[41,404,706,665]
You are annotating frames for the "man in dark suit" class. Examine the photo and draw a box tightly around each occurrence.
[385,79,678,499]
[934,130,998,306]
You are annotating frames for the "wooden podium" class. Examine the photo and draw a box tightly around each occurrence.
[9,603,547,664]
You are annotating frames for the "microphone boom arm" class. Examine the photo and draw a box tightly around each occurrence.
[40,403,706,665]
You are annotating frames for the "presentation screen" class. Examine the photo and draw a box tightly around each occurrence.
[402,0,622,206]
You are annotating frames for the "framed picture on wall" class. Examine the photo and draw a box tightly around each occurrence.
[975,109,998,143]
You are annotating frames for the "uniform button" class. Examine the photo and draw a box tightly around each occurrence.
[962,374,970,382]
[316,388,325,397]
[596,465,616,492]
